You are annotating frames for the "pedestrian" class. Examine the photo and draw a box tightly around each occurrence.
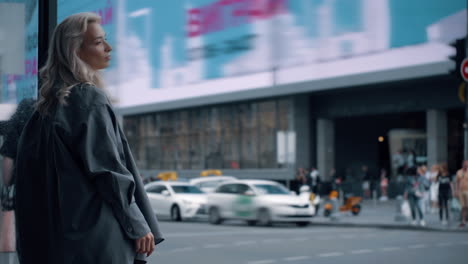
[0,99,35,253]
[379,168,389,201]
[404,167,428,226]
[419,165,431,213]
[406,150,416,172]
[427,164,439,214]
[14,13,164,264]
[436,164,453,226]
[361,165,370,199]
[455,160,468,227]
[295,167,307,194]
[392,149,405,177]
[416,166,429,214]
[309,167,321,194]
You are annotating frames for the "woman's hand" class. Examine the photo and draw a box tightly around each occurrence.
[135,232,155,257]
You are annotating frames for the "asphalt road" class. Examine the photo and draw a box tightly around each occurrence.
[147,219,468,264]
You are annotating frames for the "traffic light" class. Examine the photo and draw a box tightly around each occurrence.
[449,38,466,79]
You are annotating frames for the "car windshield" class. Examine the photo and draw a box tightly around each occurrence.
[172,185,204,194]
[254,184,290,195]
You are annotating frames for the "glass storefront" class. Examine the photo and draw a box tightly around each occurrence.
[0,0,38,104]
[123,97,293,171]
[0,0,38,260]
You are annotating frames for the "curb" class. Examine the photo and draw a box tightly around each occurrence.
[311,221,468,233]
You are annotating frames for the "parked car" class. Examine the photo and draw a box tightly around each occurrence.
[144,181,207,221]
[207,180,315,226]
[189,176,237,193]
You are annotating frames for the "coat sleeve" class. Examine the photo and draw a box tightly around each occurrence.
[77,103,151,240]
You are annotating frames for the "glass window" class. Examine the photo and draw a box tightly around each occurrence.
[239,103,258,168]
[216,184,237,194]
[253,184,290,195]
[258,101,277,168]
[147,185,167,194]
[123,97,293,171]
[235,184,253,195]
[171,185,203,194]
[0,0,38,104]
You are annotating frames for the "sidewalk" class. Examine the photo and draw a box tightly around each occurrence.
[312,199,468,232]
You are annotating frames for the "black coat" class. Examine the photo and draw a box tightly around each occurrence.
[14,84,164,264]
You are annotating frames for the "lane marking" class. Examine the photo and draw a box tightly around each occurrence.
[166,228,334,238]
[436,242,453,247]
[283,256,310,262]
[290,237,309,242]
[262,239,281,244]
[169,247,195,253]
[380,247,401,252]
[408,244,427,249]
[203,244,224,249]
[317,236,333,240]
[234,241,257,246]
[247,260,276,264]
[350,249,373,254]
[318,252,344,257]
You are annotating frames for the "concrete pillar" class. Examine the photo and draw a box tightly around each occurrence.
[426,109,447,166]
[293,96,311,171]
[317,118,334,181]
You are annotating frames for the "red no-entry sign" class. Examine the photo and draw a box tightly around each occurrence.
[462,58,468,82]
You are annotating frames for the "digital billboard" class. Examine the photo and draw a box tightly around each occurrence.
[0,0,38,103]
[57,0,466,109]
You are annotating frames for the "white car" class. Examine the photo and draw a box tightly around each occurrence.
[207,180,315,226]
[144,181,207,221]
[189,176,237,193]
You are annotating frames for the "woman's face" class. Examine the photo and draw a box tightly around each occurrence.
[78,22,112,70]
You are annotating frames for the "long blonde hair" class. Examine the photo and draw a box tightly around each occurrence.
[37,12,103,115]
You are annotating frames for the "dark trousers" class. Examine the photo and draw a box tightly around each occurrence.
[408,194,424,220]
[438,192,450,221]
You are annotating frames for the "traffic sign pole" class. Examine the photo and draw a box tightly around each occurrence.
[465,27,468,160]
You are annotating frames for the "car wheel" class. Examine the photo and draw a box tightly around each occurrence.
[209,207,223,225]
[296,221,310,227]
[171,205,182,221]
[257,209,272,226]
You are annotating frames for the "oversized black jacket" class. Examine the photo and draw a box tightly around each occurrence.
[14,84,163,264]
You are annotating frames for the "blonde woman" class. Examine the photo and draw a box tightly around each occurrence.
[14,13,163,264]
[428,164,439,213]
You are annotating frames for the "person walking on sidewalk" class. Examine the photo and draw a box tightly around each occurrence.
[361,165,371,199]
[456,160,468,227]
[295,168,307,194]
[427,165,439,214]
[437,164,453,226]
[14,13,164,264]
[404,168,429,226]
[0,99,35,254]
